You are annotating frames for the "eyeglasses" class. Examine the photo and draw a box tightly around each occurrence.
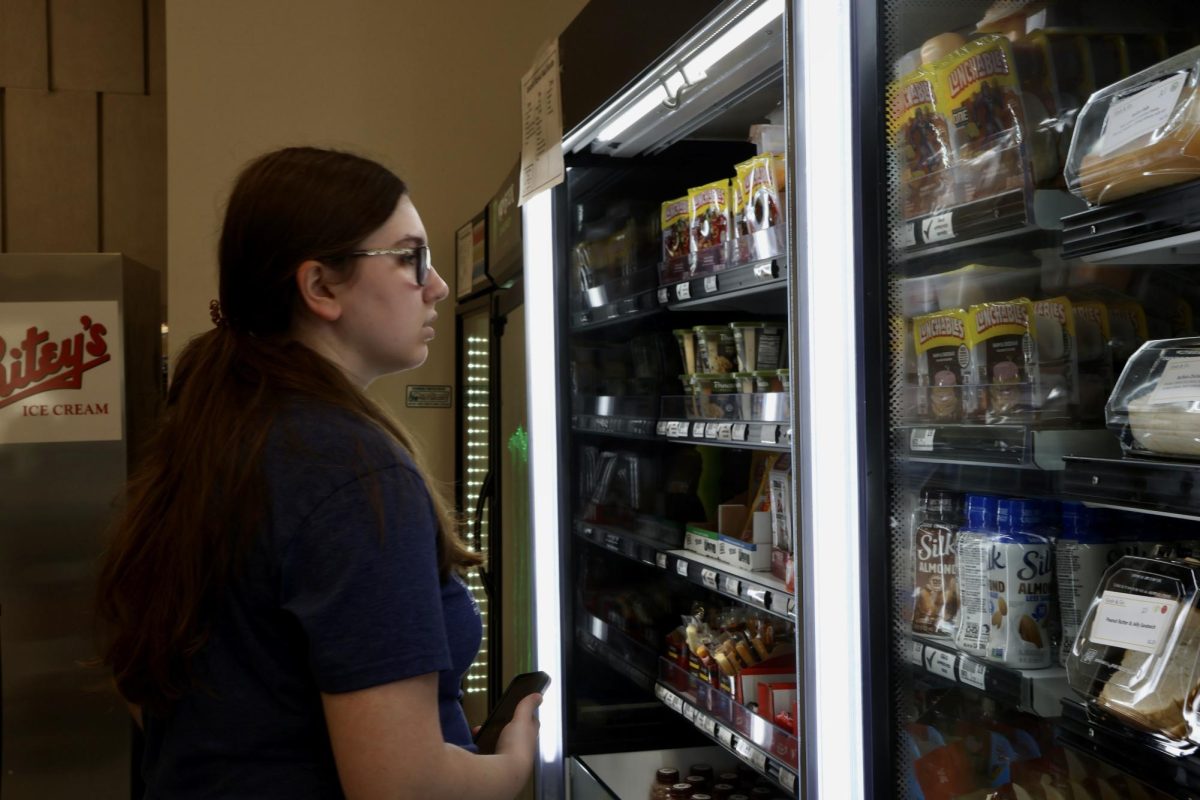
[349,244,432,286]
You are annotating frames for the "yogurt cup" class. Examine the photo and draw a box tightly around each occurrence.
[730,321,786,372]
[693,325,738,374]
[674,329,698,375]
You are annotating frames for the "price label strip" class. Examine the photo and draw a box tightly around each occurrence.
[924,647,958,681]
[676,282,692,301]
[731,422,748,441]
[761,424,779,445]
[910,428,936,452]
[909,639,925,666]
[657,287,670,305]
[656,420,669,436]
[722,575,740,596]
[676,559,689,578]
[692,422,706,439]
[717,422,733,441]
[705,422,720,439]
[704,275,719,294]
[716,724,735,749]
[958,657,987,691]
[701,568,719,590]
[656,553,668,570]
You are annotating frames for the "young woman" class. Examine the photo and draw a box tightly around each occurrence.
[96,147,541,799]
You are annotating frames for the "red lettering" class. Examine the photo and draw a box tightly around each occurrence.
[0,317,110,410]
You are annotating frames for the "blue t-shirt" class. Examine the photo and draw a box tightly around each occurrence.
[141,403,483,798]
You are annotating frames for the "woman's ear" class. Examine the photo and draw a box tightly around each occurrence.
[294,260,342,322]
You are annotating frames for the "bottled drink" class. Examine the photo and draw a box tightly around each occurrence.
[912,490,962,636]
[985,499,1053,668]
[1056,502,1120,666]
[954,494,998,658]
[651,768,681,800]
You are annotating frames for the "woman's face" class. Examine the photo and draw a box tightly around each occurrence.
[334,195,449,382]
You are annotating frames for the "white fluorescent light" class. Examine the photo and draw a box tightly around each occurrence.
[682,0,784,83]
[596,84,668,142]
[521,189,565,772]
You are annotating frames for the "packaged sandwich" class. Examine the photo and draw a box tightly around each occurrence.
[1066,45,1200,205]
[1066,554,1200,744]
[1107,338,1200,459]
[913,309,974,422]
[935,34,1032,203]
[890,65,957,219]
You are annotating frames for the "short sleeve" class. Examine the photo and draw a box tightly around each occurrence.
[280,463,450,693]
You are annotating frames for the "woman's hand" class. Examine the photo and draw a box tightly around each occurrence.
[493,692,543,785]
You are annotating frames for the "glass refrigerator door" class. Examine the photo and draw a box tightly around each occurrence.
[524,1,803,796]
[872,1,1200,797]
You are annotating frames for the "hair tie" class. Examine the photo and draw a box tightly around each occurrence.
[209,299,226,328]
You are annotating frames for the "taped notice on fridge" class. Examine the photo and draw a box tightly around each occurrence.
[519,39,564,205]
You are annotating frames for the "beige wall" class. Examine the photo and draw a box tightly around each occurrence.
[166,0,585,489]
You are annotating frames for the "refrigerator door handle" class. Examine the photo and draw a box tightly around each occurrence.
[472,470,496,601]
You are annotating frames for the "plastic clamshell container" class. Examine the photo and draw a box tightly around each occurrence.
[1065,44,1200,205]
[730,321,786,372]
[693,326,738,374]
[1066,555,1200,744]
[1107,337,1200,459]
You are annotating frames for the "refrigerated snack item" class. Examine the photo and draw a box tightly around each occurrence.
[912,490,962,637]
[691,373,739,420]
[662,197,691,262]
[1056,503,1122,667]
[921,32,967,66]
[1066,45,1200,204]
[1108,338,1200,458]
[768,455,794,589]
[969,297,1069,423]
[733,155,784,235]
[694,326,738,374]
[1066,554,1200,742]
[689,180,732,253]
[890,63,957,219]
[913,309,974,422]
[985,499,1054,669]
[930,263,1040,311]
[730,321,785,372]
[1011,30,1093,185]
[1031,296,1078,418]
[955,494,999,658]
[935,34,1031,203]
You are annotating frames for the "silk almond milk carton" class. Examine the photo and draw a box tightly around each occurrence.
[913,309,974,422]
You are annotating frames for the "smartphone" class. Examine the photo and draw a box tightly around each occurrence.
[472,671,551,755]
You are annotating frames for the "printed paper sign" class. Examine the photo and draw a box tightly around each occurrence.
[0,301,124,444]
[405,385,453,409]
[519,39,565,205]
[1089,590,1180,655]
[1099,71,1189,156]
[1148,357,1200,405]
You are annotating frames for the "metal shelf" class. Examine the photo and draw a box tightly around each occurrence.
[1061,455,1200,521]
[897,189,1083,265]
[896,424,1121,470]
[570,289,662,332]
[659,418,791,452]
[905,635,1070,718]
[571,413,661,441]
[658,258,788,313]
[1058,698,1200,799]
[575,611,659,693]
[1061,179,1200,264]
[574,521,795,622]
[654,671,798,795]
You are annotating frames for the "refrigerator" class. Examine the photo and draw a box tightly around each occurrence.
[522,1,804,796]
[0,254,160,799]
[456,161,533,725]
[858,0,1200,798]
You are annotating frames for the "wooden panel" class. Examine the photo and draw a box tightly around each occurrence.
[0,0,49,89]
[49,0,143,93]
[146,0,164,95]
[102,93,165,278]
[4,89,98,252]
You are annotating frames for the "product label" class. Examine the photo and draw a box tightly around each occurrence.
[1089,590,1180,655]
[1148,357,1200,406]
[1099,71,1189,156]
[985,539,1054,668]
[1057,540,1121,665]
[912,521,960,636]
[955,532,992,657]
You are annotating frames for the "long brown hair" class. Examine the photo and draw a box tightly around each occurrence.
[95,147,480,712]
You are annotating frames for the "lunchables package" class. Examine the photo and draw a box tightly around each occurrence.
[1066,554,1200,746]
[936,34,1033,203]
[1066,45,1200,205]
[968,298,1070,424]
[688,179,732,256]
[733,154,784,235]
[1071,299,1115,422]
[913,309,974,422]
[890,65,957,219]
[661,196,691,264]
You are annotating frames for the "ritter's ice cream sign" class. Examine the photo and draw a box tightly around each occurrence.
[0,302,124,444]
